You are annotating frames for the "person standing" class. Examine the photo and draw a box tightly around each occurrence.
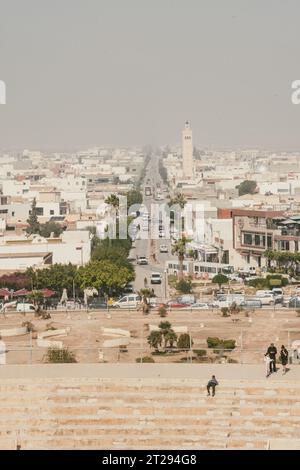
[264,353,271,377]
[207,375,219,397]
[265,343,277,374]
[280,345,288,375]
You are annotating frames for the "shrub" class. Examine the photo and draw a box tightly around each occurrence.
[158,306,167,317]
[177,333,193,349]
[45,347,77,363]
[222,339,236,350]
[227,358,239,364]
[136,356,155,363]
[207,337,222,349]
[207,337,236,351]
[194,349,207,357]
[221,307,230,317]
[175,279,192,294]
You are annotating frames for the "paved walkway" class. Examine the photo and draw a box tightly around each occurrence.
[1,363,300,381]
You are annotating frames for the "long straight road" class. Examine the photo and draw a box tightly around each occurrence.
[132,155,176,300]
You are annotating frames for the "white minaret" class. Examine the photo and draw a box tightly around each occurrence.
[182,120,193,178]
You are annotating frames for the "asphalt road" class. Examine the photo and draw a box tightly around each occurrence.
[132,156,176,300]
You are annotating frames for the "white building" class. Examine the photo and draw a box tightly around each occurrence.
[0,231,91,271]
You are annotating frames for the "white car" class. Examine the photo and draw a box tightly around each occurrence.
[150,272,162,284]
[183,302,209,310]
[113,294,141,309]
[16,303,36,313]
[255,293,275,306]
[159,244,168,253]
[159,230,165,238]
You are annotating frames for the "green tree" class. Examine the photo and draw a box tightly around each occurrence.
[138,288,152,314]
[171,235,189,279]
[169,193,186,209]
[147,331,162,352]
[177,333,193,349]
[237,180,257,196]
[125,189,143,211]
[26,263,77,296]
[39,221,63,238]
[212,274,229,290]
[164,330,177,348]
[76,260,134,295]
[175,279,192,294]
[26,290,44,310]
[105,194,120,216]
[26,198,40,235]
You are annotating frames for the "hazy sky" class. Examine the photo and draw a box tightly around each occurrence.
[1,0,300,150]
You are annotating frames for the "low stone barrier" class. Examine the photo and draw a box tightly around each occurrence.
[0,327,27,337]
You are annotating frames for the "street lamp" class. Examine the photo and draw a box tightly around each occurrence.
[164,269,168,301]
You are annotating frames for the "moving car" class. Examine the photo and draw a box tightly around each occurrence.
[137,256,148,265]
[159,244,168,253]
[150,272,162,284]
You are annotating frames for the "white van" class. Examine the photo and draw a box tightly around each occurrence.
[255,292,275,306]
[16,303,36,313]
[113,294,141,309]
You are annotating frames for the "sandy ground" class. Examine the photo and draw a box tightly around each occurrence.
[0,307,299,365]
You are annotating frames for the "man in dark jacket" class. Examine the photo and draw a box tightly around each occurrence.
[207,375,219,397]
[265,343,277,374]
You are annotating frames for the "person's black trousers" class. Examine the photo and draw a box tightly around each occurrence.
[207,384,216,396]
[269,359,276,373]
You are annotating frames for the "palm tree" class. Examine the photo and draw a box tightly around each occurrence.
[171,235,189,279]
[27,290,44,312]
[138,288,152,314]
[164,330,177,349]
[169,193,187,233]
[147,331,162,352]
[169,193,186,209]
[105,194,120,216]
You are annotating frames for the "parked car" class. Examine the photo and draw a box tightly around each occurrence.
[240,299,262,309]
[150,272,162,284]
[113,294,141,309]
[122,283,134,294]
[177,295,196,305]
[88,298,108,309]
[182,302,209,310]
[271,288,284,304]
[165,300,191,309]
[255,293,275,306]
[288,296,300,309]
[16,303,36,313]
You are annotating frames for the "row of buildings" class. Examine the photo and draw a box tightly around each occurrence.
[0,147,145,273]
[164,122,300,272]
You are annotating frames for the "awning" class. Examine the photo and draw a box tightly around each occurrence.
[12,289,30,297]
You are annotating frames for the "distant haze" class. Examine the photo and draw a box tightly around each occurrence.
[1,0,300,150]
